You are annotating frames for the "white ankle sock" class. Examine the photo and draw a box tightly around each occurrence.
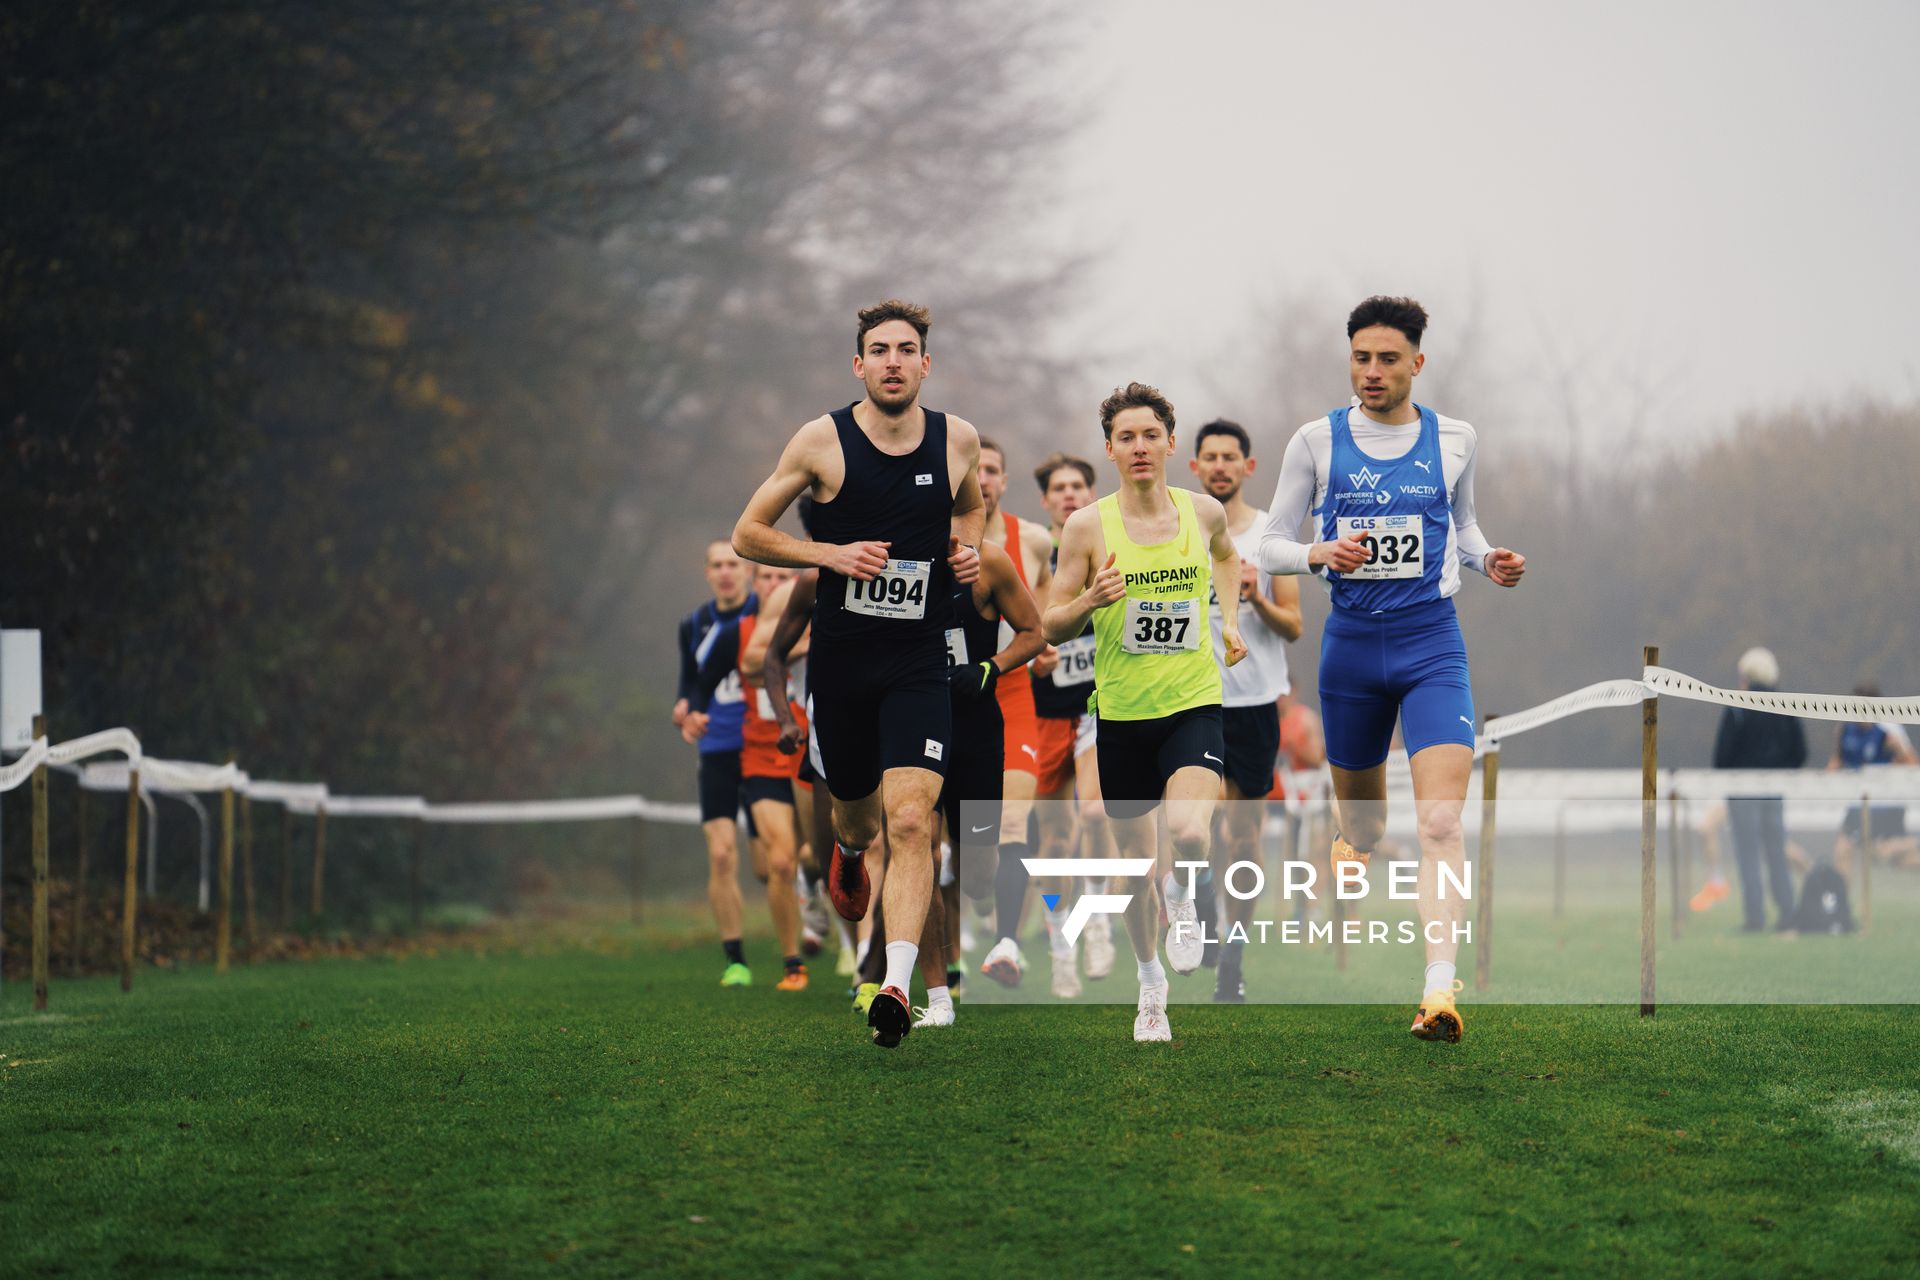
[1162,871,1192,903]
[1424,961,1457,993]
[1044,905,1072,953]
[884,940,919,994]
[927,984,953,1013]
[1137,956,1166,987]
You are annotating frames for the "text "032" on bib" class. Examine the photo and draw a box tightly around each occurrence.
[1335,514,1423,581]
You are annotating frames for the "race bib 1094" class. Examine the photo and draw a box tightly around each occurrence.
[844,559,931,620]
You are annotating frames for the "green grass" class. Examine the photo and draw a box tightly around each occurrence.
[4,926,1919,1278]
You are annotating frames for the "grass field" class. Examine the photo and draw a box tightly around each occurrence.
[4,921,1919,1278]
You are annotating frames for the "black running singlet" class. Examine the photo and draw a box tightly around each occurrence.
[1031,542,1094,719]
[810,404,953,642]
[942,579,1001,680]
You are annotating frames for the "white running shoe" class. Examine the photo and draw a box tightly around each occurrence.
[1051,947,1082,999]
[1165,895,1204,974]
[913,1002,955,1028]
[1133,979,1172,1042]
[1084,912,1115,980]
[980,936,1025,987]
[801,889,831,941]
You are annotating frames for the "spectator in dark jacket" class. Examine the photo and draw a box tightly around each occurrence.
[1711,646,1807,931]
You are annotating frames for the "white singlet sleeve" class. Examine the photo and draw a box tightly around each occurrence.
[1449,439,1493,577]
[1257,427,1320,577]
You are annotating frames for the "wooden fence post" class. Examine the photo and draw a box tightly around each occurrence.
[311,805,328,917]
[121,769,141,992]
[279,805,293,930]
[1640,645,1659,1018]
[72,787,89,976]
[31,715,50,1011]
[215,762,234,974]
[410,824,424,931]
[241,795,256,959]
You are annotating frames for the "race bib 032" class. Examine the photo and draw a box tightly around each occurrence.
[1336,514,1424,581]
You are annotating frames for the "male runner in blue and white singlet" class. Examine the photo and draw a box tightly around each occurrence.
[1257,296,1526,1043]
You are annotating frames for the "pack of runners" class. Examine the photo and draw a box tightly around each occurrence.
[679,295,1528,1048]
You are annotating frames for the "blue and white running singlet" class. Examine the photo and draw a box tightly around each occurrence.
[1314,405,1476,768]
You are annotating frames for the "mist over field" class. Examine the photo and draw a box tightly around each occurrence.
[4,1,1914,919]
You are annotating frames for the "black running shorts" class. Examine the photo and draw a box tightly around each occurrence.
[742,775,794,808]
[940,698,1005,854]
[809,632,951,801]
[1095,705,1225,821]
[697,749,743,824]
[1220,704,1282,800]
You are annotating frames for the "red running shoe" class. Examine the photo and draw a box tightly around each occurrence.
[828,842,870,922]
[867,984,912,1048]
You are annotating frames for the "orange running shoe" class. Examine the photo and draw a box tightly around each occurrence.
[1410,979,1465,1043]
[1331,832,1371,876]
[1689,876,1729,913]
[776,965,809,992]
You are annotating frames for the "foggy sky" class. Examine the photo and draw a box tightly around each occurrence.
[1051,1,1920,456]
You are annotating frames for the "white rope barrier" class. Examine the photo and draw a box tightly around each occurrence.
[8,662,1916,828]
[76,758,247,795]
[423,796,646,825]
[1644,666,1920,724]
[0,738,50,792]
[307,795,426,819]
[245,780,329,806]
[45,726,142,768]
[1482,679,1654,749]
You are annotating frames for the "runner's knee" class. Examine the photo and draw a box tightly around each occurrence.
[1417,806,1463,849]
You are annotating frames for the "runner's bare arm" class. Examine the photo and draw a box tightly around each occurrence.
[945,416,986,583]
[1200,494,1247,667]
[983,542,1045,674]
[1249,568,1303,641]
[741,579,792,680]
[1020,518,1060,676]
[762,570,819,753]
[1042,506,1120,644]
[734,418,890,578]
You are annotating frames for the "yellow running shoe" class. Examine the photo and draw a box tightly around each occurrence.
[720,962,752,988]
[1410,979,1464,1043]
[851,982,880,1014]
[776,965,809,992]
[1331,832,1371,876]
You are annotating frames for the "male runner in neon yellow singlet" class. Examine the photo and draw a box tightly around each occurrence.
[1044,382,1246,1043]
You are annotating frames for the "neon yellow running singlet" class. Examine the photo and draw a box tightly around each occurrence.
[1091,487,1222,721]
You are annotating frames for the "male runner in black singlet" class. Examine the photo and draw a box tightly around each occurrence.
[733,299,986,1049]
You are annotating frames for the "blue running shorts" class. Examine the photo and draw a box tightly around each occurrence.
[1318,597,1476,771]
